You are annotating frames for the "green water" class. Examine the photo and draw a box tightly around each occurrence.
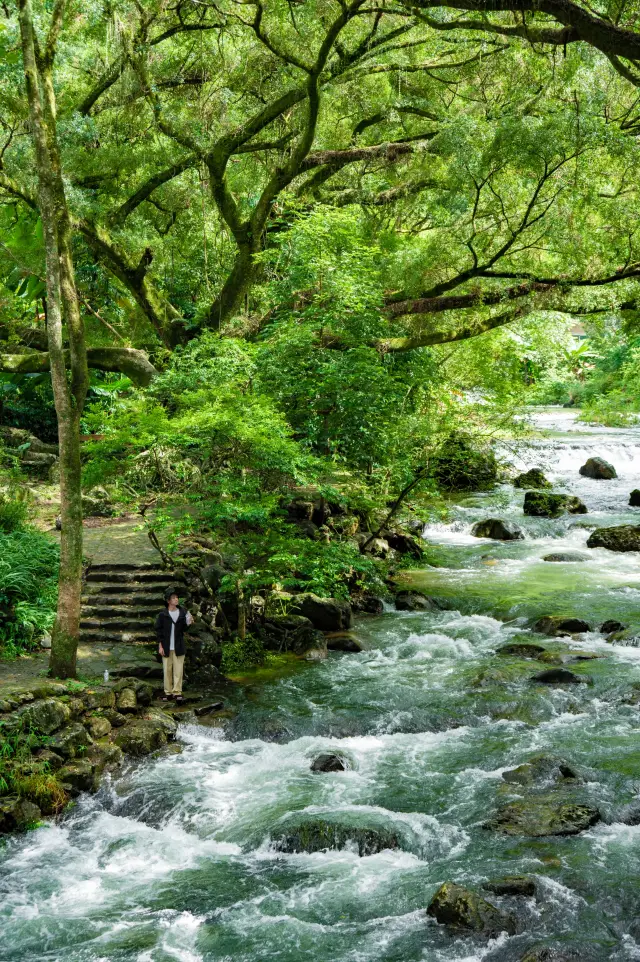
[2,409,640,962]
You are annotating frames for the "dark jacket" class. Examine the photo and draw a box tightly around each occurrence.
[156,606,190,657]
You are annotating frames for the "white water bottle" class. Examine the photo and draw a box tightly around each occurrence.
[103,669,109,683]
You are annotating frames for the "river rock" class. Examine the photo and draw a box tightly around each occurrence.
[116,688,137,713]
[33,748,64,771]
[497,642,547,659]
[531,668,587,685]
[82,687,116,711]
[114,708,177,757]
[310,753,346,772]
[272,817,400,856]
[471,519,525,541]
[85,715,112,739]
[351,593,384,614]
[523,492,587,518]
[289,593,353,631]
[100,708,126,728]
[426,882,515,937]
[433,433,498,491]
[17,698,71,735]
[587,524,640,552]
[630,489,640,506]
[542,552,587,562]
[483,876,536,897]
[579,457,617,479]
[49,722,91,758]
[519,948,582,962]
[358,534,390,558]
[514,468,552,489]
[395,591,439,611]
[534,616,590,636]
[56,759,99,795]
[488,797,600,836]
[502,755,578,785]
[382,530,424,558]
[261,615,322,655]
[600,620,626,634]
[326,633,364,653]
[0,796,41,833]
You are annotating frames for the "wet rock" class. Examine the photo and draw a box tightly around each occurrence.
[17,698,71,735]
[514,468,552,489]
[85,716,112,739]
[0,797,41,833]
[358,534,390,558]
[382,530,424,558]
[471,519,525,541]
[608,630,640,647]
[630,489,640,507]
[482,876,536,897]
[116,688,137,713]
[33,748,64,771]
[530,668,588,685]
[326,632,364,653]
[289,593,353,632]
[193,701,224,717]
[534,616,590,636]
[260,615,321,655]
[56,759,98,795]
[272,817,400,856]
[497,642,547,659]
[487,797,600,836]
[600,620,626,634]
[433,433,498,491]
[395,591,439,612]
[542,552,587,562]
[49,722,91,759]
[114,719,168,756]
[518,948,582,962]
[579,457,617,480]
[502,756,578,785]
[351,593,384,614]
[100,708,126,728]
[88,741,123,774]
[310,753,346,773]
[82,687,116,711]
[523,492,587,518]
[426,882,515,937]
[587,524,640,552]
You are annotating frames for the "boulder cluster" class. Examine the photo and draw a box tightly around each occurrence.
[0,680,177,833]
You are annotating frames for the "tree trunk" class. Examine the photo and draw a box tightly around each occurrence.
[18,0,86,678]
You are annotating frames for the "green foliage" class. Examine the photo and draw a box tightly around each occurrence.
[0,529,59,656]
[220,635,271,674]
[0,492,28,532]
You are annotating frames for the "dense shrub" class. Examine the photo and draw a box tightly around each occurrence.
[0,528,59,656]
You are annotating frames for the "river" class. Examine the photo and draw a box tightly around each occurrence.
[3,408,640,962]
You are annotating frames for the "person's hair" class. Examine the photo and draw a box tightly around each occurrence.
[164,587,179,606]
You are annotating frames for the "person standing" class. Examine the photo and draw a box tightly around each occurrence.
[155,589,193,703]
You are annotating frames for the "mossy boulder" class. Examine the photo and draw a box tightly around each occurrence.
[483,876,536,897]
[502,755,578,786]
[15,773,68,814]
[579,457,617,479]
[433,433,498,491]
[630,489,640,507]
[326,632,364,653]
[48,722,91,759]
[272,816,400,856]
[395,591,439,611]
[487,797,600,836]
[85,716,112,739]
[289,593,353,631]
[600,620,626,634]
[523,492,587,518]
[497,642,547,659]
[426,882,515,937]
[587,524,640,552]
[514,469,552,489]
[114,707,177,757]
[534,616,590,636]
[82,687,116,711]
[57,759,99,795]
[471,519,525,540]
[0,796,41,833]
[531,668,588,685]
[542,552,587,562]
[17,698,71,735]
[116,688,137,713]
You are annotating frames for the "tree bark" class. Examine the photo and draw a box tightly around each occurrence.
[17,0,85,678]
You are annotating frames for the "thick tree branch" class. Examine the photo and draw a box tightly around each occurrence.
[0,347,158,385]
[376,307,525,350]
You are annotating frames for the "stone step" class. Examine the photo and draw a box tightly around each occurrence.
[89,562,161,572]
[81,617,156,631]
[80,628,155,643]
[83,581,169,596]
[85,570,176,584]
[82,592,169,607]
[81,604,159,619]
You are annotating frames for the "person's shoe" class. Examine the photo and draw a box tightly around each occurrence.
[162,694,174,701]
[175,695,184,704]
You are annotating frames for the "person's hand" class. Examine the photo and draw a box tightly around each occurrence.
[186,612,193,626]
[158,644,163,655]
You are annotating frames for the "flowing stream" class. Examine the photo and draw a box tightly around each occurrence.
[4,408,640,962]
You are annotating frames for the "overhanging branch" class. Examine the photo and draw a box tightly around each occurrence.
[0,347,158,386]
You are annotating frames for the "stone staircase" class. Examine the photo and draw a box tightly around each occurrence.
[81,563,185,644]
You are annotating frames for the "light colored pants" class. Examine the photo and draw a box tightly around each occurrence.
[163,652,185,695]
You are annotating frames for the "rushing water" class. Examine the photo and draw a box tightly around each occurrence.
[4,408,640,962]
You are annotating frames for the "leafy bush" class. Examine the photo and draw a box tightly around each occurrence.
[0,493,29,532]
[0,529,59,656]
